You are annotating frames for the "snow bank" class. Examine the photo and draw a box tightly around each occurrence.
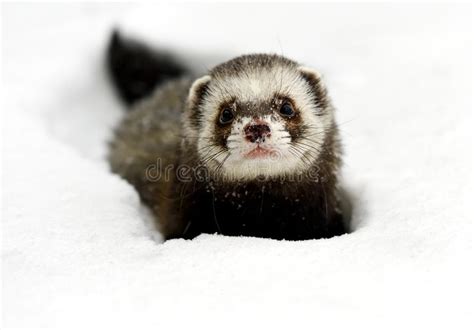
[2,3,472,329]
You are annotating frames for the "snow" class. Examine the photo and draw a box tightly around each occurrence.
[2,3,473,329]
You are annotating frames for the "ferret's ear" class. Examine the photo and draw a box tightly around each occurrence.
[186,75,212,130]
[298,66,323,87]
[298,66,328,108]
[188,75,211,106]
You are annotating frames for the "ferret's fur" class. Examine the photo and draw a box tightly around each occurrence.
[107,31,347,240]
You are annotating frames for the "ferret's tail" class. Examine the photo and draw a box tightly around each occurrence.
[107,30,188,106]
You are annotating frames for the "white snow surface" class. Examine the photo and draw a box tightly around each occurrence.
[2,3,473,329]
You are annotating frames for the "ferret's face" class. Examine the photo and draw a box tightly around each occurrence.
[186,56,334,181]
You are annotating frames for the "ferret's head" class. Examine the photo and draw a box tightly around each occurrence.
[184,54,336,181]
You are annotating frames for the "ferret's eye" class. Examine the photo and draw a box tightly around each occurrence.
[279,102,295,117]
[219,108,234,124]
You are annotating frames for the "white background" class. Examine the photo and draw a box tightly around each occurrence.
[2,3,473,329]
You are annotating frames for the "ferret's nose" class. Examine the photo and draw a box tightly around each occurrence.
[244,123,271,143]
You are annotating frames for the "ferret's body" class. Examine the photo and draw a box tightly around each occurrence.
[108,32,346,240]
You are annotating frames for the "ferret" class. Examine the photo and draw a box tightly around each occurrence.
[107,31,348,240]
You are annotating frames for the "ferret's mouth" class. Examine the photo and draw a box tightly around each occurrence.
[243,146,279,159]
